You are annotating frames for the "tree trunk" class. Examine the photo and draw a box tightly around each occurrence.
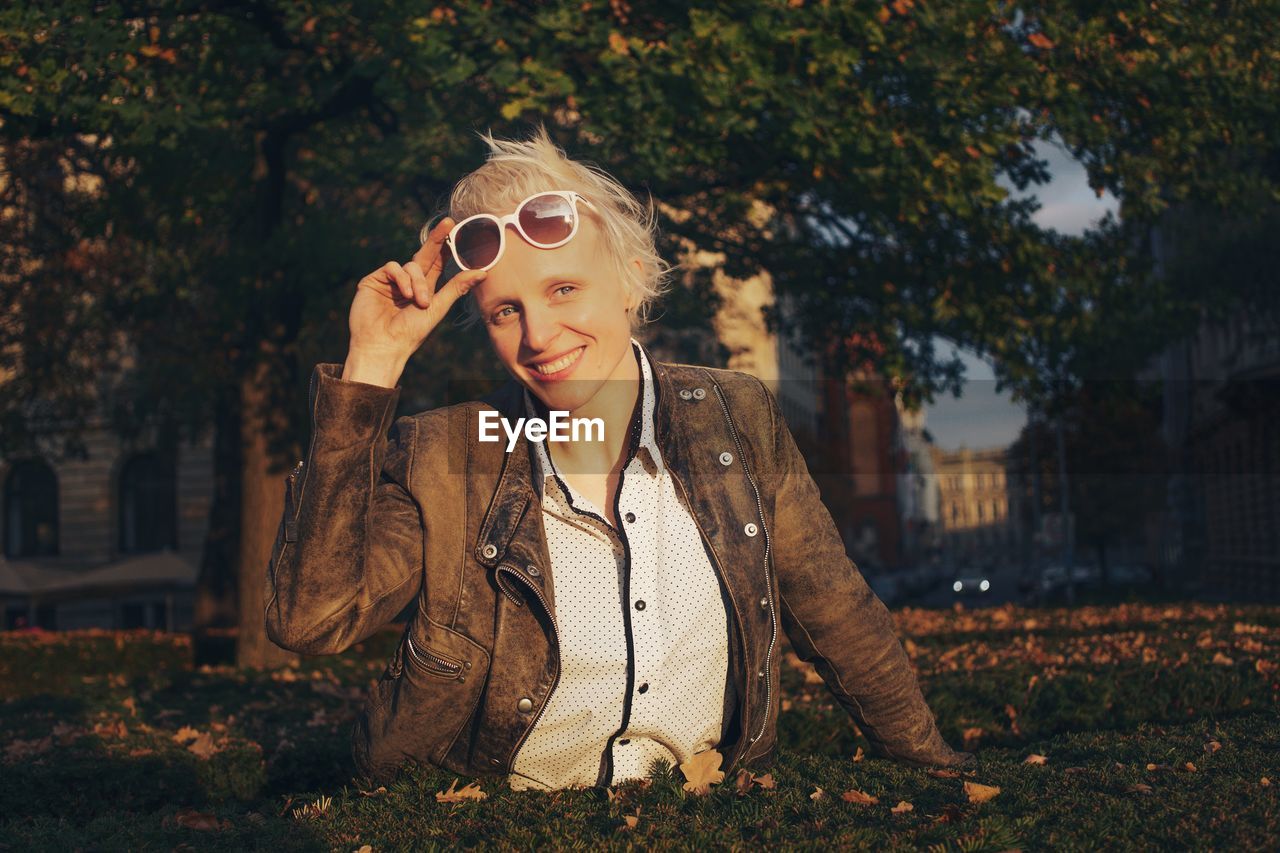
[190,383,243,667]
[236,359,298,670]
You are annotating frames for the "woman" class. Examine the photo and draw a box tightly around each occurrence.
[265,127,971,792]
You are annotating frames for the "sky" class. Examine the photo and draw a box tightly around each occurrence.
[922,138,1119,451]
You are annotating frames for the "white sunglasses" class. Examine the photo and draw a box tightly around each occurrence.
[425,190,597,272]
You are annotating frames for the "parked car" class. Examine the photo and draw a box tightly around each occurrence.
[951,574,992,597]
[1109,563,1153,585]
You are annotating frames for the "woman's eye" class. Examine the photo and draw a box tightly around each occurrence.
[491,306,516,323]
[554,284,577,296]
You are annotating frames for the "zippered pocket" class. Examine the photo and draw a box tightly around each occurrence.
[404,629,465,679]
[284,459,304,543]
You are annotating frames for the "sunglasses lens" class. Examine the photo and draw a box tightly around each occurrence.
[519,194,576,246]
[454,219,501,269]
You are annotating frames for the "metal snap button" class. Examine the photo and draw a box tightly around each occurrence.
[464,661,472,670]
[758,670,765,678]
[759,596,768,609]
[692,387,706,400]
[517,697,534,713]
[525,564,540,577]
[719,452,733,466]
[491,757,501,765]
[482,544,498,560]
[679,389,692,400]
[634,600,646,611]
[744,523,758,537]
[624,512,636,524]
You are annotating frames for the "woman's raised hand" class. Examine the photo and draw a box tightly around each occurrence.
[343,218,488,387]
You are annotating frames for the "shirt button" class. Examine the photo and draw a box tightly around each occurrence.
[719,452,733,466]
[744,523,758,537]
[634,600,646,611]
[637,682,649,693]
[624,512,636,524]
[517,697,533,712]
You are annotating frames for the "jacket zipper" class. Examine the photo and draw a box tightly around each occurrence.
[496,563,562,772]
[404,630,464,677]
[712,382,777,754]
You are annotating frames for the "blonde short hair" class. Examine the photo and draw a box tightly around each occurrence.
[428,125,672,330]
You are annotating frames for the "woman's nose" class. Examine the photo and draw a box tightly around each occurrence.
[521,303,559,352]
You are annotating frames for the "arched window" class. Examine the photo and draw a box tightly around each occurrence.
[4,459,59,558]
[118,451,177,554]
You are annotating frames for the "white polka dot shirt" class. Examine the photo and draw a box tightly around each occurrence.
[507,340,730,792]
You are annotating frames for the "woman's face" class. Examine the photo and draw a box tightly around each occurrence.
[470,208,638,414]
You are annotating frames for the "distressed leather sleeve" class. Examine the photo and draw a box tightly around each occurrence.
[758,379,972,768]
[264,363,424,655]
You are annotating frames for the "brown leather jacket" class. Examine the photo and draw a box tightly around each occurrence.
[265,341,970,786]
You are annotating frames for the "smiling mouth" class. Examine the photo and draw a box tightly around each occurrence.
[529,345,585,377]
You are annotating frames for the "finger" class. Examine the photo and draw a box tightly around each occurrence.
[413,216,454,272]
[433,267,488,314]
[404,260,431,309]
[382,261,412,302]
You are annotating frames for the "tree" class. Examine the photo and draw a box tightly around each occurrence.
[2,1,1276,664]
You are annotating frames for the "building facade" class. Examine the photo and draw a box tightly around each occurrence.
[932,445,1019,571]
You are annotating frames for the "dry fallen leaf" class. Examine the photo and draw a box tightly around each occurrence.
[962,727,985,749]
[964,781,1001,804]
[1204,740,1222,754]
[734,770,755,794]
[680,749,725,796]
[122,697,138,717]
[810,786,826,801]
[622,812,639,830]
[1146,763,1172,772]
[841,788,879,805]
[852,746,865,763]
[891,800,914,814]
[172,726,200,744]
[1212,652,1235,666]
[1262,777,1272,787]
[1024,753,1049,765]
[927,768,961,779]
[755,773,776,790]
[435,779,487,803]
[358,786,388,798]
[187,731,219,759]
[1184,763,1197,772]
[1128,783,1154,794]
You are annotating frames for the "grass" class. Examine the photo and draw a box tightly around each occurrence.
[1,601,1277,850]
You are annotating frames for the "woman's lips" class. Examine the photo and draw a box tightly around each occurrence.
[527,345,586,382]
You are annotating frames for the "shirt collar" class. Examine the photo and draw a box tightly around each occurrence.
[524,338,665,500]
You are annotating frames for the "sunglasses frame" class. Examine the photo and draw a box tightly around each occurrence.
[437,190,597,272]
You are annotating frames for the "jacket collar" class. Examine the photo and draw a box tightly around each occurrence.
[472,337,680,568]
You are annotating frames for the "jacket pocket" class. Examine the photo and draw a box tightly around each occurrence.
[405,629,466,679]
[357,616,490,776]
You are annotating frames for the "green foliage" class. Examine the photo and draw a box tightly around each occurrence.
[4,0,1279,457]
